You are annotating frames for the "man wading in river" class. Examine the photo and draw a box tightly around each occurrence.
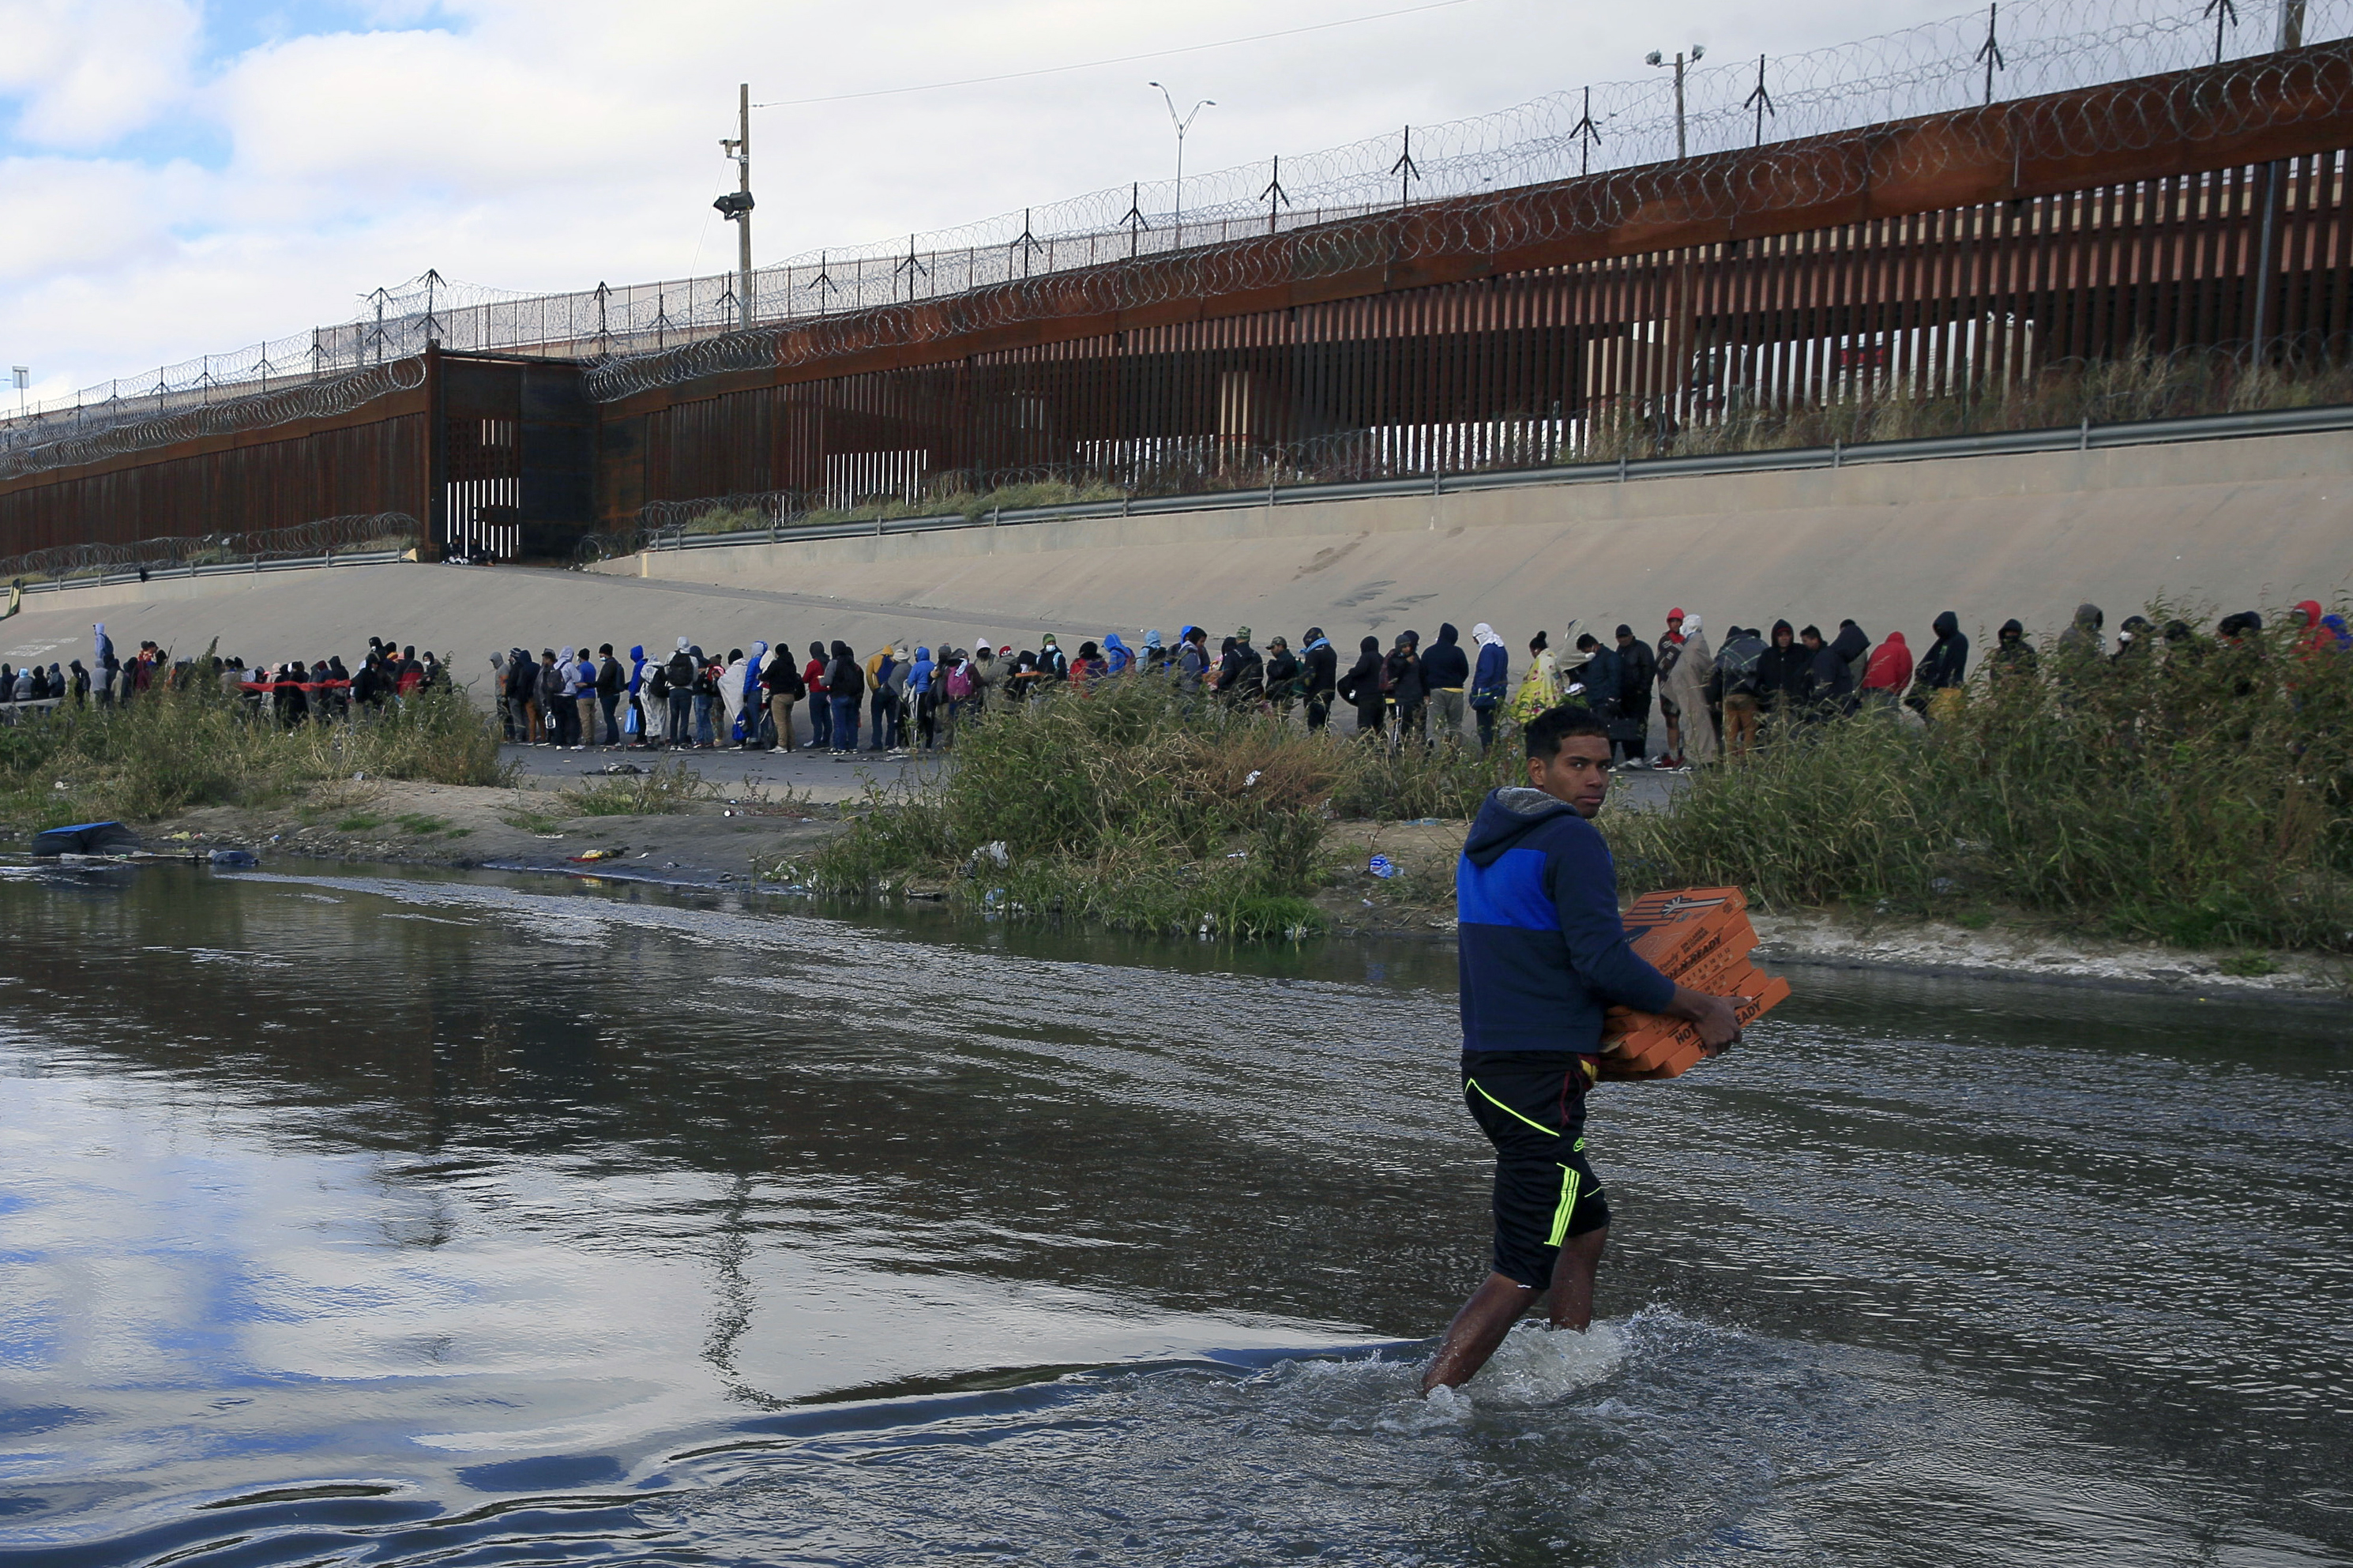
[1423,705,1741,1394]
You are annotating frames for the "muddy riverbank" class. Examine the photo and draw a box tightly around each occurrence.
[66,784,2345,1002]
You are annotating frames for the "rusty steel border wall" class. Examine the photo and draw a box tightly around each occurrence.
[10,42,2353,559]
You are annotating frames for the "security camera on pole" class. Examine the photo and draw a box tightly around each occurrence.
[715,83,755,331]
[1644,44,1705,160]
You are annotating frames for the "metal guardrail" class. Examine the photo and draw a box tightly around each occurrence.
[15,549,409,595]
[612,401,2353,559]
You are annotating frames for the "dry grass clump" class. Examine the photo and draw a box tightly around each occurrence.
[1607,606,2353,951]
[557,760,711,816]
[807,677,1512,938]
[0,677,504,829]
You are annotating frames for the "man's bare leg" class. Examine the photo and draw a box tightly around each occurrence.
[1544,1225,1607,1331]
[1420,1273,1533,1394]
[1422,1227,1608,1395]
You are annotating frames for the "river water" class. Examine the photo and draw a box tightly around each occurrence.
[1,863,2347,1566]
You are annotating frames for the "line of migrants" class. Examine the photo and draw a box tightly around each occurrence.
[9,602,2346,757]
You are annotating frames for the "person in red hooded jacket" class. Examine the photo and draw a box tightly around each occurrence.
[2289,600,2346,657]
[1860,630,1914,715]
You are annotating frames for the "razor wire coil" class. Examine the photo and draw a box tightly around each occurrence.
[6,0,2349,477]
[1,513,419,585]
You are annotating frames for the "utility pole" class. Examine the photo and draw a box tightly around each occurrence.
[716,83,756,330]
[1646,46,1705,160]
[2277,0,2306,48]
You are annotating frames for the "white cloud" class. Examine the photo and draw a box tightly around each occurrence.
[0,0,203,147]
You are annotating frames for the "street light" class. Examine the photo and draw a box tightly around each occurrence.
[1645,44,1705,160]
[1147,81,1215,246]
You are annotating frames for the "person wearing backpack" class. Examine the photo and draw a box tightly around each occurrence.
[645,654,671,747]
[663,639,696,748]
[623,645,651,747]
[1036,634,1069,685]
[967,645,999,720]
[763,641,806,750]
[1213,626,1266,707]
[1175,627,1210,696]
[908,645,941,748]
[595,645,625,747]
[1336,634,1385,734]
[939,649,975,743]
[866,644,901,751]
[825,641,864,754]
[1714,624,1769,759]
[1382,630,1426,742]
[1262,636,1302,717]
[690,647,720,747]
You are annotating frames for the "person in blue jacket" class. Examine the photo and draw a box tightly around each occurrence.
[1468,623,1509,751]
[1422,703,1740,1395]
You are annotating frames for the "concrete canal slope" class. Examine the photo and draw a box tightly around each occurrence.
[601,427,2353,645]
[7,426,2350,679]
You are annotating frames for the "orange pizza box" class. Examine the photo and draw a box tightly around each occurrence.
[1622,886,1747,932]
[1612,965,1785,1040]
[1599,970,1791,1081]
[1626,902,1754,981]
[1604,908,1760,1054]
[1596,1042,1705,1081]
[1648,923,1761,998]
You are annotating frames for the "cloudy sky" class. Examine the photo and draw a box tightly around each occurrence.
[1,0,1957,404]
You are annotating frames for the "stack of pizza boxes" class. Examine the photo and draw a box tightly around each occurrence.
[1599,886,1789,1081]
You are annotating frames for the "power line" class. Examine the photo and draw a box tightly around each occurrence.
[750,0,1478,108]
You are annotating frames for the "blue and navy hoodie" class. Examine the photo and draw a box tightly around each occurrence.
[1457,787,1675,1058]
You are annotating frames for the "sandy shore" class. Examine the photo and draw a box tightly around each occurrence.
[71,787,2348,1002]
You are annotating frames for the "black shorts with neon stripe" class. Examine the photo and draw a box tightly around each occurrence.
[1461,1059,1611,1290]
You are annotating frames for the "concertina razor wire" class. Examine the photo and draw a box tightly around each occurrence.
[5,0,2350,477]
[0,513,420,585]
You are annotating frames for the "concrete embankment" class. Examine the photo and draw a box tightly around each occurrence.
[593,425,2353,645]
[7,424,2349,682]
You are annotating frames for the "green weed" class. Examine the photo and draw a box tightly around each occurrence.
[801,679,1509,939]
[0,678,503,829]
[557,761,709,816]
[1604,606,2353,953]
[499,799,565,833]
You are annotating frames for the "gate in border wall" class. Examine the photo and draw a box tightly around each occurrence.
[434,355,593,562]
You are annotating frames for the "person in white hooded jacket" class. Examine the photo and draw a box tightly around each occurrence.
[1655,612,1720,768]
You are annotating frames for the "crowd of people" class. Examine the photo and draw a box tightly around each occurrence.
[0,626,456,724]
[469,597,2348,765]
[10,604,2344,762]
